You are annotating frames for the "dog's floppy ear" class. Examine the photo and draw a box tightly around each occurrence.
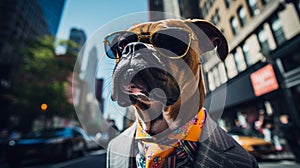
[185,19,228,61]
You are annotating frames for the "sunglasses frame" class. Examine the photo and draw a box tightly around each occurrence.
[103,27,195,59]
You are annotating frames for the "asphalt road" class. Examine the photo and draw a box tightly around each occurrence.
[1,150,300,168]
[0,150,107,168]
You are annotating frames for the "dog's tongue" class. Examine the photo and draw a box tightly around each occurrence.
[126,82,147,95]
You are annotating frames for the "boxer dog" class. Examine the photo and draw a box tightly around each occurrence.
[105,19,258,168]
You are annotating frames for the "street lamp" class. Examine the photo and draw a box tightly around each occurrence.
[40,103,48,129]
[41,103,48,111]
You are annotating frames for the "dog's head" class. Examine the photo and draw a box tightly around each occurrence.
[104,19,228,135]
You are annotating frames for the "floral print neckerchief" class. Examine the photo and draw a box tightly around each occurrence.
[135,108,207,168]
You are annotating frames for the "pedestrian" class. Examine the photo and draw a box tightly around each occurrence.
[279,113,300,163]
[262,119,282,151]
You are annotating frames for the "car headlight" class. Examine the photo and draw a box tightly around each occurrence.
[47,138,65,144]
[8,140,16,146]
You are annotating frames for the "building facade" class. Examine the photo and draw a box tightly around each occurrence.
[148,0,300,137]
[36,0,66,35]
[199,0,300,133]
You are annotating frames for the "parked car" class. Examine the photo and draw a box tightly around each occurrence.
[4,127,94,166]
[228,129,276,159]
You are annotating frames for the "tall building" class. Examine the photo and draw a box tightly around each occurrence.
[0,0,66,90]
[148,0,300,134]
[148,0,202,20]
[36,0,66,35]
[67,28,86,55]
[199,0,300,132]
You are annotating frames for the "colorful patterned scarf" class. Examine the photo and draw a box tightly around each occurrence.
[135,108,206,168]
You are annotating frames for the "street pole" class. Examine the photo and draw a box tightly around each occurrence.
[41,103,48,129]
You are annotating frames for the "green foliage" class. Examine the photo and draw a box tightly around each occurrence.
[12,35,78,130]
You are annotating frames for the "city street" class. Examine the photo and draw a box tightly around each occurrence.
[0,150,107,168]
[1,149,300,168]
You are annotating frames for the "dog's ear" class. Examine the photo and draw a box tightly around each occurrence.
[185,19,228,61]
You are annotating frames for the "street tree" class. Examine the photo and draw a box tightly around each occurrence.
[11,35,78,132]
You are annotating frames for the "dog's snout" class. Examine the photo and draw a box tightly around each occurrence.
[122,42,147,57]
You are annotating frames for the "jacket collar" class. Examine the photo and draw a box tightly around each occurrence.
[107,113,236,168]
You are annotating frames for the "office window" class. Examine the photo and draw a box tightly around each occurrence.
[233,50,247,72]
[216,9,221,21]
[247,0,260,16]
[212,15,217,25]
[238,6,247,26]
[242,43,251,66]
[225,54,238,79]
[205,2,210,12]
[271,16,286,46]
[262,0,271,5]
[225,0,231,8]
[257,28,269,52]
[230,17,238,35]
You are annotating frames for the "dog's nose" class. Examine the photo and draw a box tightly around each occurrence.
[122,42,147,58]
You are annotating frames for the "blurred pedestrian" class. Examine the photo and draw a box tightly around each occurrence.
[262,119,282,151]
[108,119,119,131]
[279,114,300,163]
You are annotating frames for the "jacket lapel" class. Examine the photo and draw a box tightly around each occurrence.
[194,114,237,168]
[107,123,137,168]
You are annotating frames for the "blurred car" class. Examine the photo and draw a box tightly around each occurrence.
[85,134,101,150]
[94,132,110,148]
[228,129,276,159]
[4,127,93,165]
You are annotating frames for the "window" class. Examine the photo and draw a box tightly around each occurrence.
[280,52,300,72]
[212,15,217,25]
[211,9,220,25]
[216,9,221,22]
[257,28,269,52]
[262,0,271,5]
[230,17,238,35]
[205,2,210,12]
[242,43,251,66]
[225,54,238,79]
[270,16,286,46]
[225,0,231,8]
[238,6,247,26]
[202,7,207,17]
[233,50,247,72]
[247,0,260,16]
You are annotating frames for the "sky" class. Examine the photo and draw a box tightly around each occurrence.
[56,0,148,41]
[56,1,148,130]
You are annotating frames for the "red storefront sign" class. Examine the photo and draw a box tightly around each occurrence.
[250,64,279,96]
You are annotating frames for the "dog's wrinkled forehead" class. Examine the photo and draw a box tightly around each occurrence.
[128,19,193,35]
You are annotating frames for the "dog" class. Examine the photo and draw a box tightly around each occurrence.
[105,19,258,168]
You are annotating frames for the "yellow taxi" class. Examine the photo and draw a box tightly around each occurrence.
[228,129,276,159]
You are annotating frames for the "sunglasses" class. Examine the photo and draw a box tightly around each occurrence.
[103,27,194,59]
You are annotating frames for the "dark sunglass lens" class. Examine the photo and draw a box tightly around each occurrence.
[152,28,190,57]
[104,32,138,59]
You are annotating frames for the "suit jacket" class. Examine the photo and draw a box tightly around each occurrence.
[107,114,258,168]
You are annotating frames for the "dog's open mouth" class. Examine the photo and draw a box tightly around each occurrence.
[112,68,180,108]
